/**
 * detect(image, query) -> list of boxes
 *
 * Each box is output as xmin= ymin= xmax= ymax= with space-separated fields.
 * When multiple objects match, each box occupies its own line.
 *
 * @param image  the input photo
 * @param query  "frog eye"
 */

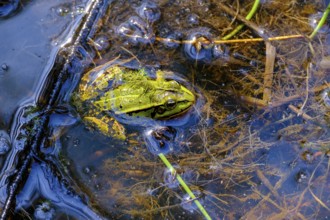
xmin=165 ymin=99 xmax=176 ymax=109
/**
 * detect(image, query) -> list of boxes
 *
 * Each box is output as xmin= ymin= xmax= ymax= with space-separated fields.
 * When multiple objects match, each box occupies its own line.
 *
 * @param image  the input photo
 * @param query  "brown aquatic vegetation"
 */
xmin=69 ymin=0 xmax=330 ymax=219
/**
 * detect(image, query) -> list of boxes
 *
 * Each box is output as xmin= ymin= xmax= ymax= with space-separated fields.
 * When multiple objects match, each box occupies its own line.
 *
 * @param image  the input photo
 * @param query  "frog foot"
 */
xmin=83 ymin=116 xmax=126 ymax=140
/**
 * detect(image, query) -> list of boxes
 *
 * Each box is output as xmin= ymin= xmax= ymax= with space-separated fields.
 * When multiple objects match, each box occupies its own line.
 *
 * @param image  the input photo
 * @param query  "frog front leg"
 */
xmin=83 ymin=115 xmax=126 ymax=140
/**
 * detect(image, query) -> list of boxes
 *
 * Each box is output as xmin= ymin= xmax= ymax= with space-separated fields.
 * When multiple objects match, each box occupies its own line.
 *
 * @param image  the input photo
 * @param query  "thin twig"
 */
xmin=298 ymin=63 xmax=311 ymax=115
xmin=155 ymin=34 xmax=305 ymax=46
xmin=271 ymin=84 xmax=328 ymax=106
xmin=263 ymin=42 xmax=276 ymax=103
xmin=256 ymin=169 xmax=281 ymax=202
xmin=307 ymin=156 xmax=330 ymax=211
xmin=237 ymin=83 xmax=329 ymax=109
xmin=278 ymin=57 xmax=299 ymax=91
xmin=288 ymin=104 xmax=313 ymax=120
xmin=238 ymin=95 xmax=267 ymax=107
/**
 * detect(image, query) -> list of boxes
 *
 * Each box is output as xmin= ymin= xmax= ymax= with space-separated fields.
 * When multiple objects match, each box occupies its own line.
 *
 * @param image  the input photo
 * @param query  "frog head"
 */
xmin=95 ymin=75 xmax=195 ymax=120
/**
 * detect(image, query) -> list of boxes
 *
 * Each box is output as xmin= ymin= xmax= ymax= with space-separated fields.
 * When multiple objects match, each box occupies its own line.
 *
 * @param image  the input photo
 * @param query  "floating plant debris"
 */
xmin=1 ymin=0 xmax=330 ymax=219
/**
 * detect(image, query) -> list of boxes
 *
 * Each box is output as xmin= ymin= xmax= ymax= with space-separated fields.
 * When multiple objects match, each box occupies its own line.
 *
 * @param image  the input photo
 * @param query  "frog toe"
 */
xmin=112 ymin=120 xmax=126 ymax=140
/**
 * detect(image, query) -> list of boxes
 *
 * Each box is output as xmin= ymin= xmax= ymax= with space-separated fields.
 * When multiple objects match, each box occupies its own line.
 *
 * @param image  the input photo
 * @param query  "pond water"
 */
xmin=0 ymin=0 xmax=329 ymax=219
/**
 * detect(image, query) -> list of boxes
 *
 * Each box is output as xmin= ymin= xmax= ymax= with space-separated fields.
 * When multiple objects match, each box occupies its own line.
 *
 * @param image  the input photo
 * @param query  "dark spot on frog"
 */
xmin=157 ymin=106 xmax=165 ymax=114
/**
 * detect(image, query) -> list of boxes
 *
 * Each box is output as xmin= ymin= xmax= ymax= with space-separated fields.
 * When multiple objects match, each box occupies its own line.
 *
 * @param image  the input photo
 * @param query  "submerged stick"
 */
xmin=263 ymin=42 xmax=276 ymax=103
xmin=288 ymin=104 xmax=313 ymax=121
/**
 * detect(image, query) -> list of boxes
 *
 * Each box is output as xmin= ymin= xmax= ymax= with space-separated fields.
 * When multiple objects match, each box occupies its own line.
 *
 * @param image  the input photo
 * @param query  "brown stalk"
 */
xmin=263 ymin=42 xmax=276 ymax=103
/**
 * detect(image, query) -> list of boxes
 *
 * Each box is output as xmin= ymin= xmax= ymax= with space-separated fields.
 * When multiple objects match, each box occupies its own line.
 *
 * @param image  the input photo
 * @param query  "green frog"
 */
xmin=73 ymin=61 xmax=195 ymax=140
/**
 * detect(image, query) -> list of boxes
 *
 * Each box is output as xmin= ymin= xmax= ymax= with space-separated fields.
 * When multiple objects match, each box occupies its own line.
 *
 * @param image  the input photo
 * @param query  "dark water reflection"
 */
xmin=0 ymin=0 xmax=84 ymax=128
